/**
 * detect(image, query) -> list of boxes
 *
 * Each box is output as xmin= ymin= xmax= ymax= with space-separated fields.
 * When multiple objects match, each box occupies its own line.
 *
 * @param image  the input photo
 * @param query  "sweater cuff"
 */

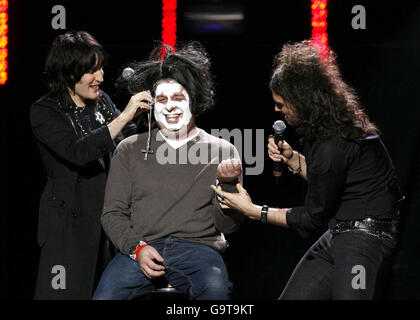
xmin=127 ymin=239 xmax=148 ymax=256
xmin=217 ymin=178 xmax=239 ymax=193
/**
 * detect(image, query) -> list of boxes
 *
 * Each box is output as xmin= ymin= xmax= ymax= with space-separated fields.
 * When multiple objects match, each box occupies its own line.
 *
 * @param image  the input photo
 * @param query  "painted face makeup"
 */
xmin=154 ymin=79 xmax=192 ymax=132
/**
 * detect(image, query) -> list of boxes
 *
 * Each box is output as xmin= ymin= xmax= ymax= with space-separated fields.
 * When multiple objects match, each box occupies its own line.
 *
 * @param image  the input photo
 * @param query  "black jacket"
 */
xmin=286 ymin=128 xmax=402 ymax=238
xmin=30 ymin=91 xmax=136 ymax=299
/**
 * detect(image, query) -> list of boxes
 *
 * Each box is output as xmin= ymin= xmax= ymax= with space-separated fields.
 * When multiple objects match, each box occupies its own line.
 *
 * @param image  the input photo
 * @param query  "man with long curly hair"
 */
xmin=92 ymin=43 xmax=244 ymax=300
xmin=212 ymin=40 xmax=403 ymax=299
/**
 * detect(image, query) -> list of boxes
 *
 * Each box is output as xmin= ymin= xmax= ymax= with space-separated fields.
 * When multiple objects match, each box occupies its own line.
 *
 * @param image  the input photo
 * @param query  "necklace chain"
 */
xmin=57 ymin=98 xmax=116 ymax=137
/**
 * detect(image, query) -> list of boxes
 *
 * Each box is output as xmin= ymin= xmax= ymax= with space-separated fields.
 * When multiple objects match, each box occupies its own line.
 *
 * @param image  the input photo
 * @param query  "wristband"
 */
xmin=261 ymin=205 xmax=269 ymax=224
xmin=129 ymin=241 xmax=148 ymax=262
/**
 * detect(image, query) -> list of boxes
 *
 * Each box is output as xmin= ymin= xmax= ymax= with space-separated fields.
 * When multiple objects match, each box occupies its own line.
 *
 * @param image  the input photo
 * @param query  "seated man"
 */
xmin=92 ymin=43 xmax=243 ymax=300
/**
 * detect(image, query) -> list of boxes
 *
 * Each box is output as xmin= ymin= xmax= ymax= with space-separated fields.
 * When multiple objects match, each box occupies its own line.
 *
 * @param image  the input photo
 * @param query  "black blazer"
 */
xmin=30 ymin=91 xmax=136 ymax=299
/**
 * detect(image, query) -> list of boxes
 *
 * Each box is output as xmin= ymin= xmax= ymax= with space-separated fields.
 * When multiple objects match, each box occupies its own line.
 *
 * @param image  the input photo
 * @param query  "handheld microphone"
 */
xmin=122 ymin=67 xmax=135 ymax=80
xmin=272 ymin=120 xmax=287 ymax=182
xmin=122 ymin=67 xmax=152 ymax=104
xmin=122 ymin=67 xmax=154 ymax=159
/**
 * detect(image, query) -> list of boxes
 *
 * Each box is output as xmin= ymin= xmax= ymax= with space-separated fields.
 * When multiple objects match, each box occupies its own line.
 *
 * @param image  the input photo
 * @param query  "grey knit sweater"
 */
xmin=101 ymin=128 xmax=244 ymax=255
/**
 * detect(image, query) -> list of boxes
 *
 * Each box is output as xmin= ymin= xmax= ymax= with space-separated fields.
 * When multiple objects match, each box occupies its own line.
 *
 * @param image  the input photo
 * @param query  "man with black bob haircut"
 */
xmin=30 ymin=31 xmax=151 ymax=299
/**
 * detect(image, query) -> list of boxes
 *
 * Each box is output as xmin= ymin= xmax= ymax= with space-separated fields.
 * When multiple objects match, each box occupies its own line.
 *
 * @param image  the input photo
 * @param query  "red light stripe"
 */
xmin=0 ymin=0 xmax=7 ymax=85
xmin=161 ymin=0 xmax=177 ymax=59
xmin=311 ymin=0 xmax=328 ymax=59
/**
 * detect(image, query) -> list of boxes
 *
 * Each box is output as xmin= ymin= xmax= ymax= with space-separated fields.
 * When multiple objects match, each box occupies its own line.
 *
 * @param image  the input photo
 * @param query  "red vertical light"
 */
xmin=0 ymin=0 xmax=8 ymax=85
xmin=311 ymin=0 xmax=328 ymax=59
xmin=161 ymin=0 xmax=177 ymax=59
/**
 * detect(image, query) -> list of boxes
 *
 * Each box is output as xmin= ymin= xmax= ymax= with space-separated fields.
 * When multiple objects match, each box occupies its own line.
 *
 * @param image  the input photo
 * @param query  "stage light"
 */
xmin=183 ymin=5 xmax=244 ymax=35
xmin=311 ymin=0 xmax=328 ymax=59
xmin=161 ymin=0 xmax=177 ymax=59
xmin=0 ymin=0 xmax=7 ymax=85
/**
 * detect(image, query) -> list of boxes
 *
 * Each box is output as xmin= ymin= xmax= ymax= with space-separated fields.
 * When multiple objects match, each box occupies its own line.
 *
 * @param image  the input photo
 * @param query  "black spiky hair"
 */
xmin=119 ymin=42 xmax=215 ymax=118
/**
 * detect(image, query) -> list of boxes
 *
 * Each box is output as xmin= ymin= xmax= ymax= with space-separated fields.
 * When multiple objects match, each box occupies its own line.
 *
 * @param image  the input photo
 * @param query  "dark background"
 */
xmin=2 ymin=0 xmax=420 ymax=300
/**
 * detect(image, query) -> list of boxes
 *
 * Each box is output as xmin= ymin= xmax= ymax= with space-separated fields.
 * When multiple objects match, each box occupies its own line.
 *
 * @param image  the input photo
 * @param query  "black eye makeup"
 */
xmin=172 ymin=95 xmax=186 ymax=101
xmin=275 ymin=102 xmax=284 ymax=109
xmin=156 ymin=96 xmax=168 ymax=103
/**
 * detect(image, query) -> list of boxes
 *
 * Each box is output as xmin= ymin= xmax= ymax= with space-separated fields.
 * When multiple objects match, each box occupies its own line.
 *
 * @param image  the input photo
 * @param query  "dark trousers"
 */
xmin=279 ymin=230 xmax=397 ymax=300
xmin=92 ymin=237 xmax=232 ymax=300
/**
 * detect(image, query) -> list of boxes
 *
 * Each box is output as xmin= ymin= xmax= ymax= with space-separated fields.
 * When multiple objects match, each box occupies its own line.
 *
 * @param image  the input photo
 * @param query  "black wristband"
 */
xmin=261 ymin=205 xmax=269 ymax=224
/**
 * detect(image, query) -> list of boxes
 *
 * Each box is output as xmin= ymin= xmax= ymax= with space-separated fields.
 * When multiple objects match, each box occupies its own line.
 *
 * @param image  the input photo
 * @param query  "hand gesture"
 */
xmin=138 ymin=246 xmax=165 ymax=279
xmin=211 ymin=182 xmax=259 ymax=219
xmin=267 ymin=137 xmax=294 ymax=164
xmin=122 ymin=91 xmax=154 ymax=122
xmin=217 ymin=158 xmax=242 ymax=183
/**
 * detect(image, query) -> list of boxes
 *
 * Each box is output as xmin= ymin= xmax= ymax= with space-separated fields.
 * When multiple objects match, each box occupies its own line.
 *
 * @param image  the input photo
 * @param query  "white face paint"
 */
xmin=154 ymin=79 xmax=192 ymax=132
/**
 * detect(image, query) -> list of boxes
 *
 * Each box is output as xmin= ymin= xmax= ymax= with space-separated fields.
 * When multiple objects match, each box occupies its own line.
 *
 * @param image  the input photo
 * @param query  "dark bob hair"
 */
xmin=270 ymin=40 xmax=378 ymax=141
xmin=120 ymin=42 xmax=215 ymax=118
xmin=45 ymin=31 xmax=107 ymax=107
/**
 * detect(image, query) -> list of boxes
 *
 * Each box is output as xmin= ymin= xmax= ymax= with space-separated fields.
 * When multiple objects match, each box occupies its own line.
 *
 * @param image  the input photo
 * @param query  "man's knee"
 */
xmin=193 ymin=266 xmax=232 ymax=299
xmin=92 ymin=290 xmax=114 ymax=300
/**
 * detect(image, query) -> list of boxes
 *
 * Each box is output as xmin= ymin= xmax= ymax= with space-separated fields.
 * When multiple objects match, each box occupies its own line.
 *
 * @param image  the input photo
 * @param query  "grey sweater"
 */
xmin=101 ymin=128 xmax=244 ymax=255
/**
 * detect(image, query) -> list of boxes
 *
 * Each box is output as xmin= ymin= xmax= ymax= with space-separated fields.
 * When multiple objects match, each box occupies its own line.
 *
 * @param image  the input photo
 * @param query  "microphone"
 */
xmin=122 ymin=67 xmax=154 ymax=159
xmin=122 ymin=68 xmax=136 ymax=95
xmin=122 ymin=67 xmax=135 ymax=80
xmin=122 ymin=67 xmax=151 ymax=103
xmin=272 ymin=120 xmax=287 ymax=182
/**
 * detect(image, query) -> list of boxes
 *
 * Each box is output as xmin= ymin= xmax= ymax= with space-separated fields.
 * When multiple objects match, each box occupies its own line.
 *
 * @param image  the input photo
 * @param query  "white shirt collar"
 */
xmin=158 ymin=128 xmax=200 ymax=149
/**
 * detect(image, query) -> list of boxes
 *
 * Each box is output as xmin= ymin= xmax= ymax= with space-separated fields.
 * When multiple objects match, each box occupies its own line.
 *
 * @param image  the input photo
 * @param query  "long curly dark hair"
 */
xmin=270 ymin=40 xmax=378 ymax=141
xmin=119 ymin=41 xmax=215 ymax=118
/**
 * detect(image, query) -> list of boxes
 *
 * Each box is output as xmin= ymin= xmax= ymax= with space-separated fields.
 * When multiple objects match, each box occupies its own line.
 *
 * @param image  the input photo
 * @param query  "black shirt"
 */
xmin=286 ymin=128 xmax=401 ymax=238
xmin=80 ymin=104 xmax=109 ymax=171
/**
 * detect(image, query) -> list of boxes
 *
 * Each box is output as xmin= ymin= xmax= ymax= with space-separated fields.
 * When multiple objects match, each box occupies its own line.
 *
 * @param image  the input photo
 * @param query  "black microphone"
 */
xmin=122 ymin=67 xmax=152 ymax=104
xmin=272 ymin=120 xmax=287 ymax=183
xmin=122 ymin=67 xmax=154 ymax=159
xmin=122 ymin=68 xmax=136 ymax=94
xmin=122 ymin=67 xmax=135 ymax=80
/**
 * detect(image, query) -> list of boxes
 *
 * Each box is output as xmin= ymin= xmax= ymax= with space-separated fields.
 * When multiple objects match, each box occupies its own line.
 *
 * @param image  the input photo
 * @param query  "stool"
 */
xmin=149 ymin=283 xmax=188 ymax=301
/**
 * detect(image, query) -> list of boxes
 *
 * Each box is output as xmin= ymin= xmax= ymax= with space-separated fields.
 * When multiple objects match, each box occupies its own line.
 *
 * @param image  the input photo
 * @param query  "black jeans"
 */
xmin=279 ymin=229 xmax=397 ymax=300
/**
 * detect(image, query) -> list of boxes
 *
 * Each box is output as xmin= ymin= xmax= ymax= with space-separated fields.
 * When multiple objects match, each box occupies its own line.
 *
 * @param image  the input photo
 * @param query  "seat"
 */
xmin=149 ymin=283 xmax=188 ymax=301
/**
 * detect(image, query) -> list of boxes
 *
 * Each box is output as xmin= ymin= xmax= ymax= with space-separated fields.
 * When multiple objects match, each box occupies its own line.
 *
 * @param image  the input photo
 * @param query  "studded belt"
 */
xmin=330 ymin=217 xmax=398 ymax=240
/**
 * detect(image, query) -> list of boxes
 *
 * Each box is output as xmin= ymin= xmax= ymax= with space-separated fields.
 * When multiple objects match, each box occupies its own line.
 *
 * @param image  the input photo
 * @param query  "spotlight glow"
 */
xmin=0 ymin=0 xmax=8 ymax=85
xmin=311 ymin=0 xmax=328 ymax=59
xmin=161 ymin=0 xmax=177 ymax=59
